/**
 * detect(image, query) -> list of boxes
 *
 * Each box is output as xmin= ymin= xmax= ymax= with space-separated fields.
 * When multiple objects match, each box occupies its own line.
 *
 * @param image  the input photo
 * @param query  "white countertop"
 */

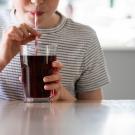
xmin=0 ymin=100 xmax=135 ymax=135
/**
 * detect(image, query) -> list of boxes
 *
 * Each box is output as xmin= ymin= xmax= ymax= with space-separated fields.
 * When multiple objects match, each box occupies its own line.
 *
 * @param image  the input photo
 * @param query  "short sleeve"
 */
xmin=75 ymin=29 xmax=110 ymax=93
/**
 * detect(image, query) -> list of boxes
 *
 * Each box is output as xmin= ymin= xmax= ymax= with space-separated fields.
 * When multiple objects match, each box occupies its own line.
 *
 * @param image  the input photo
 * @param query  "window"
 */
xmin=0 ymin=0 xmax=134 ymax=49
xmin=0 ymin=0 xmax=8 ymax=9
xmin=58 ymin=0 xmax=135 ymax=49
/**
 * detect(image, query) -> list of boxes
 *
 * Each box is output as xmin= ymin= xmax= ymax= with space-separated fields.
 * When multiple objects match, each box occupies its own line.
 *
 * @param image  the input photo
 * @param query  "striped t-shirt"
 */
xmin=0 ymin=10 xmax=110 ymax=100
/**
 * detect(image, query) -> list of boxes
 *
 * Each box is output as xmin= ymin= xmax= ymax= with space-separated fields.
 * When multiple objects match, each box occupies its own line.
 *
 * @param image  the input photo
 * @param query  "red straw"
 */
xmin=50 ymin=89 xmax=55 ymax=102
xmin=34 ymin=13 xmax=38 ymax=55
xmin=34 ymin=12 xmax=55 ymax=101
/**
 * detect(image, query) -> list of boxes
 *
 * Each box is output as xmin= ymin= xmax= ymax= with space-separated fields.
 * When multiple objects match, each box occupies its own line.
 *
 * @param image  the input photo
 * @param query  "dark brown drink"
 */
xmin=20 ymin=55 xmax=56 ymax=98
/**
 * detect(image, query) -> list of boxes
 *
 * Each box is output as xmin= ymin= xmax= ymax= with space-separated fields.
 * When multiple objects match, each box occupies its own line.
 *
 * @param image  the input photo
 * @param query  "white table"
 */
xmin=0 ymin=100 xmax=135 ymax=135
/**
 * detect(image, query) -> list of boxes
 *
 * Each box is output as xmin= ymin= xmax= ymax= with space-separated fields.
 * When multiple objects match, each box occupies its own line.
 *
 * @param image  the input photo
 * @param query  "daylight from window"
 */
xmin=59 ymin=0 xmax=135 ymax=49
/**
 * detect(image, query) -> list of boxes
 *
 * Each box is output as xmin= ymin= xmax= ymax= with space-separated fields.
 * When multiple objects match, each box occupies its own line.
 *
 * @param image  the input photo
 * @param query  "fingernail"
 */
xmin=43 ymin=78 xmax=45 ymax=82
xmin=44 ymin=85 xmax=49 ymax=90
xmin=43 ymin=77 xmax=47 ymax=82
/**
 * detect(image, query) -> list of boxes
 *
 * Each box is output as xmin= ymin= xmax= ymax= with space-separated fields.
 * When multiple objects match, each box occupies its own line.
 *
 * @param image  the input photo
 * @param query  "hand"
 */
xmin=0 ymin=23 xmax=40 ymax=65
xmin=19 ymin=60 xmax=76 ymax=102
xmin=43 ymin=60 xmax=64 ymax=102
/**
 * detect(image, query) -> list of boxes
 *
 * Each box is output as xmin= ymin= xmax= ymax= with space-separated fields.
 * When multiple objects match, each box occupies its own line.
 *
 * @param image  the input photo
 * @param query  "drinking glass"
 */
xmin=20 ymin=44 xmax=57 ymax=102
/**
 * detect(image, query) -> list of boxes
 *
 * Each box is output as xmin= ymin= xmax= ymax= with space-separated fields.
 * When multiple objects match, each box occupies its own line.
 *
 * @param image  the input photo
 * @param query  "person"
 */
xmin=0 ymin=0 xmax=110 ymax=102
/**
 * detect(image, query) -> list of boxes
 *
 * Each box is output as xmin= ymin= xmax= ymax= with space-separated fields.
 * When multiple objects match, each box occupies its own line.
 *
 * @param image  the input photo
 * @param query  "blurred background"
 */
xmin=0 ymin=0 xmax=135 ymax=99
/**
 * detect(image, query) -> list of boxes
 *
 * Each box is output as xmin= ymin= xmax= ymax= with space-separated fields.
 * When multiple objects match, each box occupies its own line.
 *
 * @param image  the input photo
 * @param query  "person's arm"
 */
xmin=43 ymin=60 xmax=77 ymax=102
xmin=0 ymin=23 xmax=40 ymax=72
xmin=44 ymin=60 xmax=103 ymax=102
xmin=76 ymin=88 xmax=102 ymax=101
xmin=0 ymin=55 xmax=7 ymax=72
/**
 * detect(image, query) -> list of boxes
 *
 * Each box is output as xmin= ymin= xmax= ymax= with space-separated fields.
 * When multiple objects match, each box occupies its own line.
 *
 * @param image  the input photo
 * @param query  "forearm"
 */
xmin=0 ymin=46 xmax=9 ymax=72
xmin=0 ymin=41 xmax=16 ymax=71
xmin=0 ymin=58 xmax=7 ymax=72
xmin=76 ymin=88 xmax=103 ymax=101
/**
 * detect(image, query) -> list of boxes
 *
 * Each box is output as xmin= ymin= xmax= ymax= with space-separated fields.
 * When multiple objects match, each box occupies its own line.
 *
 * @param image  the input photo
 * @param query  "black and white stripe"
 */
xmin=0 ymin=10 xmax=110 ymax=100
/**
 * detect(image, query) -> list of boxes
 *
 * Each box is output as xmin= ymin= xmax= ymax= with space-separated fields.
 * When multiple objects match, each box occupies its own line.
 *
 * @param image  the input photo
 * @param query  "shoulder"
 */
xmin=64 ymin=18 xmax=100 ymax=48
xmin=65 ymin=18 xmax=97 ymax=39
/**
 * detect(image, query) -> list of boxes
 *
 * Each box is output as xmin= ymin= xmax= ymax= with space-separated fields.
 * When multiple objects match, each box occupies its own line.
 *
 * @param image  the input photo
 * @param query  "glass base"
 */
xmin=24 ymin=97 xmax=50 ymax=103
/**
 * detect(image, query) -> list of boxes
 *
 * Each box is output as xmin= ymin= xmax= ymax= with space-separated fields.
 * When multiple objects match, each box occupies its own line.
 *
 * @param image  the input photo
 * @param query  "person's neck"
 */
xmin=37 ymin=12 xmax=61 ymax=29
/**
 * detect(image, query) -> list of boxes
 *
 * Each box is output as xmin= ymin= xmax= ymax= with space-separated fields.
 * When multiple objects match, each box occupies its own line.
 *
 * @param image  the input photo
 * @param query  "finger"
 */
xmin=19 ymin=23 xmax=30 ymax=38
xmin=13 ymin=27 xmax=25 ymax=41
xmin=44 ymin=81 xmax=61 ymax=91
xmin=6 ymin=26 xmax=23 ymax=41
xmin=52 ymin=60 xmax=64 ymax=70
xmin=9 ymin=34 xmax=35 ymax=45
xmin=9 ymin=33 xmax=22 ymax=41
xmin=21 ymin=35 xmax=36 ymax=45
xmin=43 ymin=73 xmax=61 ymax=83
xmin=21 ymin=23 xmax=40 ymax=37
xmin=50 ymin=91 xmax=60 ymax=102
xmin=50 ymin=90 xmax=58 ymax=98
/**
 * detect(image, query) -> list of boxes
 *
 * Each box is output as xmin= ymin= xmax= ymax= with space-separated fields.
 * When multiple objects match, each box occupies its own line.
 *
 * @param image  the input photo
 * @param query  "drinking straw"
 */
xmin=34 ymin=13 xmax=39 ymax=55
xmin=34 ymin=12 xmax=55 ymax=101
